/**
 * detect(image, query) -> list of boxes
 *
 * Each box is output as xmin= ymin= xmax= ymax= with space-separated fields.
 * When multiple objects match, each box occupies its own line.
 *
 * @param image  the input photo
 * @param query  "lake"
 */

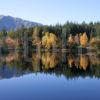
xmin=0 ymin=51 xmax=100 ymax=100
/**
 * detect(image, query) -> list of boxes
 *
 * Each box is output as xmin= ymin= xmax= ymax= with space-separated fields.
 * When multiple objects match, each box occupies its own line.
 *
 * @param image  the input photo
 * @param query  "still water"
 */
xmin=0 ymin=51 xmax=100 ymax=100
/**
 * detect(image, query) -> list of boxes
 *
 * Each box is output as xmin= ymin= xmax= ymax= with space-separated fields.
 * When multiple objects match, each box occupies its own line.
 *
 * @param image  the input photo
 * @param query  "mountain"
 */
xmin=0 ymin=15 xmax=42 ymax=31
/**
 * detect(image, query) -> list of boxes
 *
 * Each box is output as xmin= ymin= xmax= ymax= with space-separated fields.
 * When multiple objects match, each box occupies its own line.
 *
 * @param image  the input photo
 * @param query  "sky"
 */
xmin=0 ymin=0 xmax=100 ymax=25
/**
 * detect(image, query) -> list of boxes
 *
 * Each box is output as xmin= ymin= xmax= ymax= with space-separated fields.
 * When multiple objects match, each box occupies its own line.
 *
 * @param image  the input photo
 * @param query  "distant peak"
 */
xmin=0 ymin=15 xmax=42 ymax=31
xmin=0 ymin=15 xmax=4 ymax=19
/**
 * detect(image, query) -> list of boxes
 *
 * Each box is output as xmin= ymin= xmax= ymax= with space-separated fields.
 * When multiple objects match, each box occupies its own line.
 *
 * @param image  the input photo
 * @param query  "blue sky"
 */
xmin=0 ymin=0 xmax=100 ymax=25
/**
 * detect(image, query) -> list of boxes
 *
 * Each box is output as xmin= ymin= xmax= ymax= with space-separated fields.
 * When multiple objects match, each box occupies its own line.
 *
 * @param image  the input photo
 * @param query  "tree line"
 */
xmin=0 ymin=21 xmax=100 ymax=51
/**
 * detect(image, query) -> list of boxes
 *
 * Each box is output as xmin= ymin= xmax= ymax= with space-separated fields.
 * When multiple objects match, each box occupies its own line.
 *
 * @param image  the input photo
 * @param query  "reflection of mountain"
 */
xmin=0 ymin=52 xmax=100 ymax=79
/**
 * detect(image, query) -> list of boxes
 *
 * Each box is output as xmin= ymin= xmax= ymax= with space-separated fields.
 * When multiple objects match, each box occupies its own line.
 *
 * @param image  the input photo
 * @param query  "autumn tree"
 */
xmin=42 ymin=32 xmax=61 ymax=49
xmin=90 ymin=37 xmax=100 ymax=49
xmin=80 ymin=32 xmax=88 ymax=47
xmin=67 ymin=34 xmax=75 ymax=46
xmin=32 ymin=26 xmax=42 ymax=47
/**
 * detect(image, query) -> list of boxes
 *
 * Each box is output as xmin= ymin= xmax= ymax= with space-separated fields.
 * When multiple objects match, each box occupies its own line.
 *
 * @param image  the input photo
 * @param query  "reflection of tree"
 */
xmin=67 ymin=54 xmax=90 ymax=70
xmin=32 ymin=53 xmax=41 ymax=72
xmin=0 ymin=52 xmax=100 ymax=79
xmin=74 ymin=55 xmax=80 ymax=68
xmin=79 ymin=54 xmax=89 ymax=70
xmin=42 ymin=52 xmax=61 ymax=70
xmin=89 ymin=54 xmax=100 ymax=65
xmin=67 ymin=54 xmax=74 ymax=67
xmin=5 ymin=53 xmax=16 ymax=63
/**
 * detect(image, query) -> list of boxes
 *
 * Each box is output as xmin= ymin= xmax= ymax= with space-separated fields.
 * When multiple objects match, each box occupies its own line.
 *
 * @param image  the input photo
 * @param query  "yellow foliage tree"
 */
xmin=90 ymin=37 xmax=100 ymax=48
xmin=42 ymin=32 xmax=60 ymax=49
xmin=80 ymin=32 xmax=88 ymax=47
xmin=32 ymin=27 xmax=41 ymax=46
xmin=68 ymin=34 xmax=75 ymax=46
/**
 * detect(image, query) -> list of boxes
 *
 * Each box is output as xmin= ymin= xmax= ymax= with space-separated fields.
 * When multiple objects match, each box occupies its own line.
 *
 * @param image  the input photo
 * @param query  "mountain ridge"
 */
xmin=0 ymin=15 xmax=42 ymax=31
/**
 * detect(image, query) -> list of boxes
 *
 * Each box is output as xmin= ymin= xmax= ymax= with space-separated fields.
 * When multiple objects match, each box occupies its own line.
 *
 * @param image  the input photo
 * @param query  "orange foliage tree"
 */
xmin=80 ymin=32 xmax=88 ymax=47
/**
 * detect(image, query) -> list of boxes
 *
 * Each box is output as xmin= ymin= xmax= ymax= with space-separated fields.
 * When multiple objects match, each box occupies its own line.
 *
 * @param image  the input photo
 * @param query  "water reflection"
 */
xmin=0 ymin=51 xmax=100 ymax=79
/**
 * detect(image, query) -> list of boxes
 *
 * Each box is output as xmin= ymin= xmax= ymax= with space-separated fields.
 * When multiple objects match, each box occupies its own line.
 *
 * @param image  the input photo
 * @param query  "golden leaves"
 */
xmin=42 ymin=32 xmax=59 ymax=49
xmin=90 ymin=37 xmax=100 ymax=48
xmin=80 ymin=32 xmax=88 ymax=47
xmin=68 ymin=34 xmax=75 ymax=46
xmin=67 ymin=32 xmax=89 ymax=47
